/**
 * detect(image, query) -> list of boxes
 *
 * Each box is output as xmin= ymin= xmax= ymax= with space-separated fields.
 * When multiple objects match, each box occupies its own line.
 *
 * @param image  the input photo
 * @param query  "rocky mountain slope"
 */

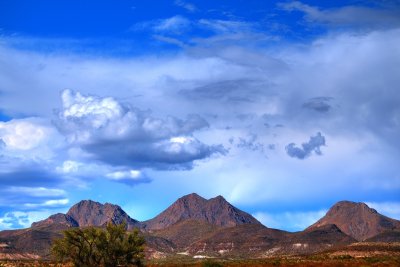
xmin=141 ymin=193 xmax=260 ymax=230
xmin=32 ymin=200 xmax=139 ymax=230
xmin=1 ymin=195 xmax=400 ymax=260
xmin=307 ymin=201 xmax=400 ymax=241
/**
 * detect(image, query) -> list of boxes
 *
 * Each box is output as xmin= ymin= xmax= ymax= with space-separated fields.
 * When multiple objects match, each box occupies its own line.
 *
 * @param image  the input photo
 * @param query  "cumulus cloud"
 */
xmin=0 ymin=118 xmax=57 ymax=151
xmin=56 ymin=90 xmax=225 ymax=169
xmin=286 ymin=132 xmax=326 ymax=159
xmin=0 ymin=120 xmax=46 ymax=150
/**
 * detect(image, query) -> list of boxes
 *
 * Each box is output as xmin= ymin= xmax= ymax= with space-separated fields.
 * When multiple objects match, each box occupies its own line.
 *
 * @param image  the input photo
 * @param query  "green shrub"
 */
xmin=202 ymin=260 xmax=223 ymax=267
xmin=52 ymin=222 xmax=145 ymax=267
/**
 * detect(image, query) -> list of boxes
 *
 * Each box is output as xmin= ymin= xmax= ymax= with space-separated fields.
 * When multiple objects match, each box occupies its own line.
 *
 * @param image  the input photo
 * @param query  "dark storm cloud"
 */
xmin=0 ymin=166 xmax=70 ymax=210
xmin=0 ymin=167 xmax=61 ymax=188
xmin=84 ymin=139 xmax=226 ymax=170
xmin=286 ymin=132 xmax=326 ymax=159
xmin=302 ymin=97 xmax=333 ymax=112
xmin=56 ymin=90 xmax=226 ymax=170
xmin=179 ymin=79 xmax=269 ymax=103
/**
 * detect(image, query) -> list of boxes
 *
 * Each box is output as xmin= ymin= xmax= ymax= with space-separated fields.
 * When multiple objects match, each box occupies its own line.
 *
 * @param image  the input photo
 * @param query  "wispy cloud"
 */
xmin=198 ymin=19 xmax=254 ymax=34
xmin=6 ymin=187 xmax=66 ymax=197
xmin=23 ymin=199 xmax=69 ymax=208
xmin=133 ymin=15 xmax=191 ymax=34
xmin=279 ymin=1 xmax=400 ymax=29
xmin=174 ymin=0 xmax=197 ymax=12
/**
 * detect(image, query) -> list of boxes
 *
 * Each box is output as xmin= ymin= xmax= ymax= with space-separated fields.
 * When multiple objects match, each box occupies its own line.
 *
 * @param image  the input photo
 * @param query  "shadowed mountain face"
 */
xmin=308 ymin=201 xmax=400 ymax=241
xmin=141 ymin=193 xmax=261 ymax=230
xmin=32 ymin=200 xmax=139 ymax=230
xmin=65 ymin=200 xmax=138 ymax=228
xmin=31 ymin=213 xmax=78 ymax=229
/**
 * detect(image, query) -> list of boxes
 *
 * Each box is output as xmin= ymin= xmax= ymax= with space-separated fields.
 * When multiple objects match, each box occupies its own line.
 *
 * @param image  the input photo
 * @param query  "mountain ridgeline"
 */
xmin=307 ymin=200 xmax=400 ymax=241
xmin=1 ymin=194 xmax=400 ymax=260
xmin=32 ymin=200 xmax=139 ymax=229
xmin=141 ymin=193 xmax=261 ymax=230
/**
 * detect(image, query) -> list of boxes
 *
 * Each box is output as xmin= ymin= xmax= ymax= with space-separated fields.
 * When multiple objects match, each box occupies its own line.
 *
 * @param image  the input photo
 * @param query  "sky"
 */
xmin=0 ymin=0 xmax=399 ymax=232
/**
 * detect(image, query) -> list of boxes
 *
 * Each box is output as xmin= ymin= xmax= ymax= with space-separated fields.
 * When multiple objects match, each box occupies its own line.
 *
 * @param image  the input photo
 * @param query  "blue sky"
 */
xmin=0 ymin=0 xmax=400 ymax=232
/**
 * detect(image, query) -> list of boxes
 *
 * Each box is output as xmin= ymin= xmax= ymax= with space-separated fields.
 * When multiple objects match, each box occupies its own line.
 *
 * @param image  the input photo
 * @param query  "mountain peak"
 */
xmin=178 ymin=193 xmax=207 ymax=203
xmin=210 ymin=195 xmax=227 ymax=201
xmin=142 ymin=193 xmax=260 ymax=230
xmin=308 ymin=200 xmax=400 ymax=241
xmin=66 ymin=199 xmax=138 ymax=228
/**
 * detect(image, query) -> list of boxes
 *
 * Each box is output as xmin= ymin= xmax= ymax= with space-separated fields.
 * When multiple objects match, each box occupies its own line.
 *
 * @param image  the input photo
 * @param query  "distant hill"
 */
xmin=307 ymin=201 xmax=400 ymax=241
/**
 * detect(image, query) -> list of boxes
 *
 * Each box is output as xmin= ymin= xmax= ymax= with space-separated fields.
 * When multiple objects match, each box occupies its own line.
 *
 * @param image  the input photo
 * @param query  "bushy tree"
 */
xmin=52 ymin=222 xmax=145 ymax=267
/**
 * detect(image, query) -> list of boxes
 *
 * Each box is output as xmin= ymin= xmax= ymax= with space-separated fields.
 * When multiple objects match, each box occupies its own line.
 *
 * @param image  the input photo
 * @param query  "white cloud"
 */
xmin=170 ymin=136 xmax=191 ymax=144
xmin=62 ymin=89 xmax=123 ymax=121
xmin=6 ymin=187 xmax=66 ymax=197
xmin=24 ymin=198 xmax=69 ymax=208
xmin=133 ymin=16 xmax=191 ymax=34
xmin=154 ymin=16 xmax=191 ymax=33
xmin=106 ymin=169 xmax=151 ymax=186
xmin=107 ymin=170 xmax=143 ymax=180
xmin=0 ymin=210 xmax=52 ymax=230
xmin=0 ymin=119 xmax=49 ymax=150
xmin=56 ymin=89 xmax=224 ymax=169
xmin=56 ymin=160 xmax=82 ymax=174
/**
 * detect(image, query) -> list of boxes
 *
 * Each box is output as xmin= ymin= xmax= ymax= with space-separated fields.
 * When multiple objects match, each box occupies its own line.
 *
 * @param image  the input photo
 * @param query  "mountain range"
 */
xmin=0 ymin=193 xmax=399 ymax=260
